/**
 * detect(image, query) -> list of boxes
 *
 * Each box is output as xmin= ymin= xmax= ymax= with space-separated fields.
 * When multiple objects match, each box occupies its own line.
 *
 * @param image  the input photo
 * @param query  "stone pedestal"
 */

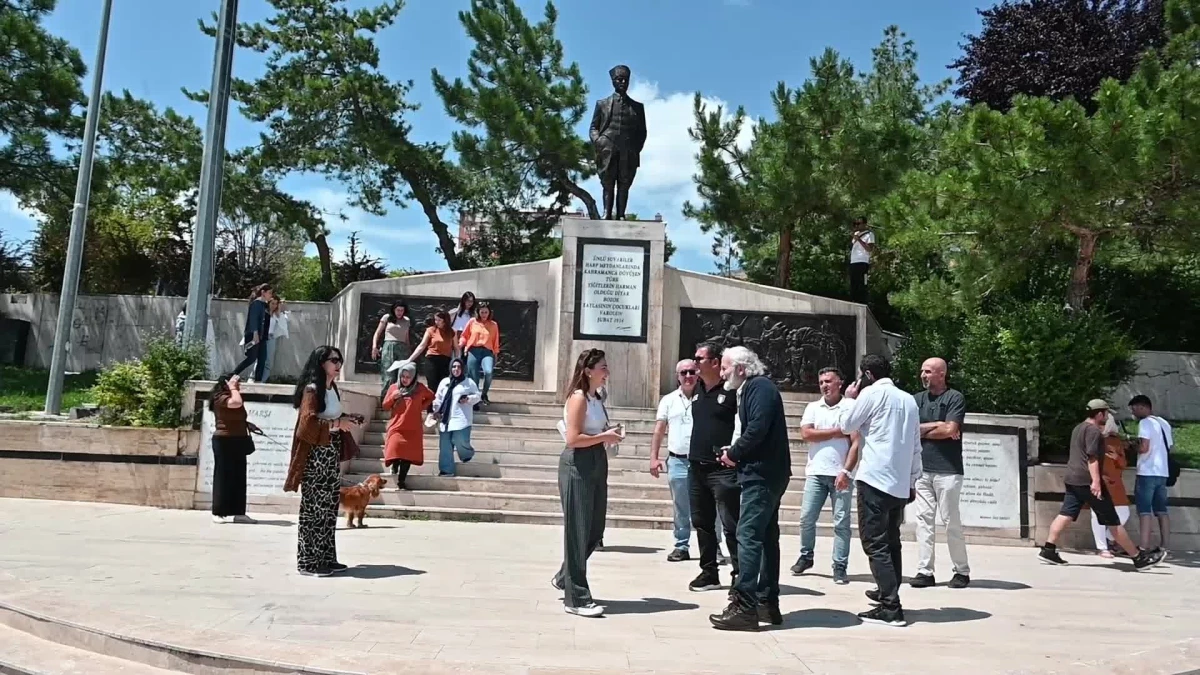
xmin=557 ymin=219 xmax=666 ymax=408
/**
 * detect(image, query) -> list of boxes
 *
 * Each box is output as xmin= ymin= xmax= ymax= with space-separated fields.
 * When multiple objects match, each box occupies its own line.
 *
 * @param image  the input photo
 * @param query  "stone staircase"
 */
xmin=345 ymin=387 xmax=854 ymax=533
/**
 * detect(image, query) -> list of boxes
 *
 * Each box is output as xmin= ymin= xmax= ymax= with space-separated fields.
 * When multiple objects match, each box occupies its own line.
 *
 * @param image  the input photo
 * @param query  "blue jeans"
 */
xmin=798 ymin=474 xmax=852 ymax=572
xmin=667 ymin=455 xmax=692 ymax=551
xmin=438 ymin=427 xmax=475 ymax=476
xmin=466 ymin=347 xmax=495 ymax=399
xmin=731 ymin=476 xmax=789 ymax=609
xmin=1135 ymin=475 xmax=1170 ymax=516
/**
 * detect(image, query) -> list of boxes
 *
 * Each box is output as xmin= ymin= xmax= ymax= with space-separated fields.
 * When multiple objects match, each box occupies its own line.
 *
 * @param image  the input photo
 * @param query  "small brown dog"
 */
xmin=339 ymin=474 xmax=386 ymax=528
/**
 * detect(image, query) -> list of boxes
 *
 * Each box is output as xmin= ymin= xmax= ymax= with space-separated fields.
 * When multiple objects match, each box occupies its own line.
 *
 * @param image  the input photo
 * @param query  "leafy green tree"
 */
xmin=334 ymin=232 xmax=388 ymax=287
xmin=198 ymin=0 xmax=469 ymax=270
xmin=0 ymin=228 xmax=28 ymax=292
xmin=951 ymin=0 xmax=1165 ymax=112
xmin=433 ymin=0 xmax=599 ymax=227
xmin=0 ymin=0 xmax=85 ymax=199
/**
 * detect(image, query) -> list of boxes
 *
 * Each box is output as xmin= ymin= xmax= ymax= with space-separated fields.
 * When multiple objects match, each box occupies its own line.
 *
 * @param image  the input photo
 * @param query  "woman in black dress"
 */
xmin=210 ymin=375 xmax=258 ymax=524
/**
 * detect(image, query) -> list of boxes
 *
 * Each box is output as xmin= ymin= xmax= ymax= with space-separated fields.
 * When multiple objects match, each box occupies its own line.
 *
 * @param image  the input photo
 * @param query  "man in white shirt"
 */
xmin=791 ymin=367 xmax=860 ymax=584
xmin=849 ymin=216 xmax=875 ymax=304
xmin=1129 ymin=395 xmax=1173 ymax=554
xmin=840 ymin=354 xmax=921 ymax=628
xmin=651 ymin=360 xmax=700 ymax=562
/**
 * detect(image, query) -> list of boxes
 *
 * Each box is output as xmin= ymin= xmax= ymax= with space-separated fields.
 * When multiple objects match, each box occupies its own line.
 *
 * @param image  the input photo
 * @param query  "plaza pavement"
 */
xmin=0 ymin=498 xmax=1196 ymax=675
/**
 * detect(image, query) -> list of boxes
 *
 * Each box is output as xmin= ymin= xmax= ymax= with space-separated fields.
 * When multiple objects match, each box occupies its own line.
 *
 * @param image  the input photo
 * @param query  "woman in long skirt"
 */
xmin=371 ymin=301 xmax=412 ymax=397
xmin=209 ymin=375 xmax=256 ymax=524
xmin=382 ymin=361 xmax=435 ymax=489
xmin=554 ymin=348 xmax=623 ymax=618
xmin=283 ymin=346 xmax=361 ymax=577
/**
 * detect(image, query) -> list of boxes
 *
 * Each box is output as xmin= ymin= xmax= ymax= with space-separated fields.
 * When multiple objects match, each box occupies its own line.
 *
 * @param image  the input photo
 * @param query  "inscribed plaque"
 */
xmin=574 ymin=239 xmax=649 ymax=342
xmin=958 ymin=432 xmax=1022 ymax=528
xmin=197 ymin=401 xmax=298 ymax=497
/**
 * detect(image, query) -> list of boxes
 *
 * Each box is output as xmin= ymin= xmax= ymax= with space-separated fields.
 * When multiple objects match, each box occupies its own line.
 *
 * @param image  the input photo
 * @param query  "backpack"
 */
xmin=1153 ymin=416 xmax=1180 ymax=488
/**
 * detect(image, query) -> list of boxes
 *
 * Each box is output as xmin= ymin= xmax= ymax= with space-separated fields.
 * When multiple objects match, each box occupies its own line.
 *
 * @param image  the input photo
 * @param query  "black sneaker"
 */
xmin=1039 ymin=547 xmax=1068 ymax=566
xmin=910 ymin=573 xmax=936 ymax=588
xmin=473 ymin=403 xmax=481 ymax=412
xmin=709 ymin=602 xmax=759 ymax=631
xmin=328 ymin=563 xmax=349 ymax=574
xmin=790 ymin=556 xmax=813 ymax=575
xmin=689 ymin=571 xmax=722 ymax=592
xmin=1134 ymin=549 xmax=1166 ymax=570
xmin=667 ymin=548 xmax=690 ymax=562
xmin=756 ymin=603 xmax=783 ymax=626
xmin=298 ymin=567 xmax=332 ymax=577
xmin=832 ymin=568 xmax=849 ymax=585
xmin=865 ymin=588 xmax=881 ymax=605
xmin=858 ymin=605 xmax=906 ymax=627
xmin=948 ymin=573 xmax=970 ymax=589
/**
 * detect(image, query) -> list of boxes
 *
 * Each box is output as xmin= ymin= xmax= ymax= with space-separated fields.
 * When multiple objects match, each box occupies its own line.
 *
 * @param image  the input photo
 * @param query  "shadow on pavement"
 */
xmin=906 ymin=607 xmax=992 ymax=624
xmin=245 ymin=520 xmax=293 ymax=527
xmin=961 ymin=579 xmax=1031 ymax=590
xmin=779 ymin=584 xmax=826 ymax=597
xmin=338 ymin=564 xmax=426 ymax=579
xmin=775 ymin=608 xmax=860 ymax=629
xmin=602 ymin=597 xmax=699 ymax=615
xmin=597 ymin=546 xmax=663 ymax=555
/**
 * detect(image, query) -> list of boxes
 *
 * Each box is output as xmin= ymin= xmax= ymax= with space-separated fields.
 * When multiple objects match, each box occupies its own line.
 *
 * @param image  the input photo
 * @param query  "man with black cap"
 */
xmin=1038 ymin=399 xmax=1165 ymax=570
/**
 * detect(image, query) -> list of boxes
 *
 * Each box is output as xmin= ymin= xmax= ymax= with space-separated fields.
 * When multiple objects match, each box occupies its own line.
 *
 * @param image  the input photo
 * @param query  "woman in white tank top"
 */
xmin=553 ymin=349 xmax=623 ymax=618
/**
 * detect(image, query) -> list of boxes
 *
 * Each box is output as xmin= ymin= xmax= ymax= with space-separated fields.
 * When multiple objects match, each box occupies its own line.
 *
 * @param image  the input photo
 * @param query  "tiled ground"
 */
xmin=0 ymin=499 xmax=1196 ymax=674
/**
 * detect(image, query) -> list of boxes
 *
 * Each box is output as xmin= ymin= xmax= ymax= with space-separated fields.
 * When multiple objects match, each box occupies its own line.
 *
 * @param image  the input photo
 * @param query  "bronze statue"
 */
xmin=589 ymin=64 xmax=647 ymax=221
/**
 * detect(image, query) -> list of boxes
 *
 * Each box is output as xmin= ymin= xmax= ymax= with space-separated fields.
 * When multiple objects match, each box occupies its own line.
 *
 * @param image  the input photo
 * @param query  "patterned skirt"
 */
xmin=297 ymin=439 xmax=341 ymax=572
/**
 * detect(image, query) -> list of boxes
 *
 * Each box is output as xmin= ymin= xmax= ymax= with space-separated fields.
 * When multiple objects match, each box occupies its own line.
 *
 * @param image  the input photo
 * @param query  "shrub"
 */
xmin=92 ymin=337 xmax=208 ymax=427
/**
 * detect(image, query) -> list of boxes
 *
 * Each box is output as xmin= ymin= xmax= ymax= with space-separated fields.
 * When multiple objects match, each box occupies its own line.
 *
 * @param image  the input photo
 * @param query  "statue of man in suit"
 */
xmin=589 ymin=64 xmax=647 ymax=221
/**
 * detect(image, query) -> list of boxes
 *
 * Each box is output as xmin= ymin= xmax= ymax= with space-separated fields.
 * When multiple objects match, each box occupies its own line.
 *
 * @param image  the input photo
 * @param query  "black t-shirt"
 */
xmin=688 ymin=378 xmax=738 ymax=463
xmin=914 ymin=388 xmax=967 ymax=475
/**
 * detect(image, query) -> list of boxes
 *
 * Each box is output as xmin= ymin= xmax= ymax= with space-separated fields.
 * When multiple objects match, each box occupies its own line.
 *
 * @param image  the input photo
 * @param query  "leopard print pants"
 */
xmin=297 ymin=438 xmax=341 ymax=572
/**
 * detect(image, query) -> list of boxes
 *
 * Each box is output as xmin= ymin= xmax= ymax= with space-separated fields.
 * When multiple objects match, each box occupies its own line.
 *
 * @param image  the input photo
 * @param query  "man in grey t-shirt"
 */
xmin=911 ymin=358 xmax=970 ymax=589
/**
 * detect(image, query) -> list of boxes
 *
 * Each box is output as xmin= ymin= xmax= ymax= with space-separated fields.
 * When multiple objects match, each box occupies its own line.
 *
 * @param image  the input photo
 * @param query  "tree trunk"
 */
xmin=403 ymin=177 xmax=465 ymax=270
xmin=1066 ymin=227 xmax=1098 ymax=310
xmin=312 ymin=232 xmax=334 ymax=296
xmin=563 ymin=178 xmax=601 ymax=220
xmin=775 ymin=225 xmax=793 ymax=287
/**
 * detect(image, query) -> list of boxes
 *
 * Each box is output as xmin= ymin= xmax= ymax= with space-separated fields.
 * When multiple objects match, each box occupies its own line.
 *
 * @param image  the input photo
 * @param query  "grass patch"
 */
xmin=0 ymin=366 xmax=98 ymax=412
xmin=1172 ymin=422 xmax=1200 ymax=470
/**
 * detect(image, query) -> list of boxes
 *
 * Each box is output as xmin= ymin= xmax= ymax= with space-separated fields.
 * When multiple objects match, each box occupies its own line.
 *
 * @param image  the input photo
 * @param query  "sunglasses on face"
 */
xmin=678 ymin=369 xmax=699 ymax=376
xmin=325 ymin=357 xmax=343 ymax=365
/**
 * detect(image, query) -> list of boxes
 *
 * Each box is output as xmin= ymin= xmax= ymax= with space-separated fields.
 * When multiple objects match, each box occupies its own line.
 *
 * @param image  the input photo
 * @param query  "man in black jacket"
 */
xmin=709 ymin=346 xmax=792 ymax=631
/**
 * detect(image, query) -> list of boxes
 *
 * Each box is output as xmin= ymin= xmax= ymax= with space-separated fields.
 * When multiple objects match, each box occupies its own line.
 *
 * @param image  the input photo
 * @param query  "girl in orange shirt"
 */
xmin=410 ymin=310 xmax=456 ymax=402
xmin=459 ymin=302 xmax=500 ymax=408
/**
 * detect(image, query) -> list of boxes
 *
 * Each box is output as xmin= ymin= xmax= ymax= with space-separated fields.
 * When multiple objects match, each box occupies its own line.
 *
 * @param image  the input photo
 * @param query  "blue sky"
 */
xmin=0 ymin=0 xmax=985 ymax=274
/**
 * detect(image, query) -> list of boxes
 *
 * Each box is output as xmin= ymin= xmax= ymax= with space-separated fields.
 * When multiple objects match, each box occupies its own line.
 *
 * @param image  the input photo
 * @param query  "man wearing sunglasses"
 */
xmin=686 ymin=342 xmax=741 ymax=593
xmin=651 ymin=360 xmax=700 ymax=562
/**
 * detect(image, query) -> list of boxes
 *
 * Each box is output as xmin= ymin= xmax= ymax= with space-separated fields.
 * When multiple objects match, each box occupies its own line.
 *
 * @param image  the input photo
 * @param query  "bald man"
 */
xmin=911 ymin=358 xmax=970 ymax=589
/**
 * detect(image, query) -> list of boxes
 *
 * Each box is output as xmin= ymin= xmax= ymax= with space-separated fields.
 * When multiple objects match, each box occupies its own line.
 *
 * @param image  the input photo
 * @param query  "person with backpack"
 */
xmin=1129 ymin=395 xmax=1176 ymax=556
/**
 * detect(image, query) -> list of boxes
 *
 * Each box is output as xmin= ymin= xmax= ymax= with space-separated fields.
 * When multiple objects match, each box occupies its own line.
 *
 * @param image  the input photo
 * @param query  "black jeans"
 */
xmin=689 ymin=461 xmax=741 ymax=578
xmin=850 ymin=262 xmax=870 ymax=303
xmin=857 ymin=480 xmax=907 ymax=611
xmin=731 ymin=476 xmax=789 ymax=609
xmin=232 ymin=341 xmax=267 ymax=381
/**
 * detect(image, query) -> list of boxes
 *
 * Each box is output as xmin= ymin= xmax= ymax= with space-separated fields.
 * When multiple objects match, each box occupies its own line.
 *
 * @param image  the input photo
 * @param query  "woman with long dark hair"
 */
xmin=409 ymin=310 xmax=455 ymax=404
xmin=232 ymin=284 xmax=274 ymax=381
xmin=553 ymin=348 xmax=623 ymax=618
xmin=451 ymin=292 xmax=477 ymax=358
xmin=209 ymin=374 xmax=257 ymax=524
xmin=283 ymin=346 xmax=361 ymax=577
xmin=371 ymin=300 xmax=412 ymax=397
xmin=459 ymin=302 xmax=500 ymax=408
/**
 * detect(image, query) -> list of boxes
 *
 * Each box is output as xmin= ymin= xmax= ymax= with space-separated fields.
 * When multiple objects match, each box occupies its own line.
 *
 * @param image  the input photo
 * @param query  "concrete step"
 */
xmin=0 ymin=624 xmax=183 ymax=675
xmin=376 ymin=399 xmax=820 ymax=422
xmin=361 ymin=425 xmax=813 ymax=453
xmin=354 ymin=435 xmax=814 ymax=461
xmin=354 ymin=461 xmax=696 ymax=484
xmin=349 ymin=447 xmax=812 ymax=473
xmin=345 ymin=473 xmax=819 ymax=505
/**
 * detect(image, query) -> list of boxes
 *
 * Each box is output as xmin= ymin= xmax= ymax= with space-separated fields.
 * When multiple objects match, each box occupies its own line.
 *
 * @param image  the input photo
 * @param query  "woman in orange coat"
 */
xmin=382 ymin=360 xmax=434 ymax=490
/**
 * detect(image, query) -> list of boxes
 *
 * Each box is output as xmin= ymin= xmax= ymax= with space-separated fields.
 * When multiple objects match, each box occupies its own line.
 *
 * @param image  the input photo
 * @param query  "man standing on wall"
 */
xmin=849 ymin=217 xmax=875 ymax=304
xmin=1129 ymin=395 xmax=1173 ymax=556
xmin=911 ymin=357 xmax=971 ymax=589
xmin=841 ymin=354 xmax=921 ymax=627
xmin=709 ymin=346 xmax=791 ymax=631
xmin=651 ymin=360 xmax=700 ymax=562
xmin=1038 ymin=400 xmax=1165 ymax=570
xmin=791 ymin=367 xmax=860 ymax=585
xmin=687 ymin=342 xmax=740 ymax=592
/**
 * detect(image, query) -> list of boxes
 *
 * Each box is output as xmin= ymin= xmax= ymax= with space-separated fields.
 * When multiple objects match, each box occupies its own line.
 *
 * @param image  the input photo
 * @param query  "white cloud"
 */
xmin=292 ymin=185 xmax=445 ymax=268
xmin=0 ymin=191 xmax=40 ymax=243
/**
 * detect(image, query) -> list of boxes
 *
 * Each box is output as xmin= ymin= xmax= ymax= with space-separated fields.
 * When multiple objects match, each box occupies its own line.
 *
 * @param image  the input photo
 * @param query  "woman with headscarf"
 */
xmin=432 ymin=358 xmax=481 ymax=476
xmin=382 ymin=360 xmax=435 ymax=490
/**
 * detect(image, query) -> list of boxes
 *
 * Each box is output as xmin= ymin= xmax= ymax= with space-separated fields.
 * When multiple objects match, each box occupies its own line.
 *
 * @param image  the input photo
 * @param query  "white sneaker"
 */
xmin=232 ymin=515 xmax=258 ymax=524
xmin=564 ymin=603 xmax=604 ymax=618
xmin=211 ymin=515 xmax=233 ymax=524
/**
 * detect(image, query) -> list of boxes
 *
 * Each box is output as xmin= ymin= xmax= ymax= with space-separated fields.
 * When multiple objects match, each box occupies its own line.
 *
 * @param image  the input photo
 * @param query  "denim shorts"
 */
xmin=1134 ymin=475 xmax=1170 ymax=516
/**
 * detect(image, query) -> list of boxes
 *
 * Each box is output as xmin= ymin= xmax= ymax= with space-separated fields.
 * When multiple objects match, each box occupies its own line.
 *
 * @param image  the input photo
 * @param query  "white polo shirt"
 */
xmin=656 ymin=389 xmax=694 ymax=457
xmin=851 ymin=229 xmax=875 ymax=264
xmin=840 ymin=378 xmax=922 ymax=499
xmin=1137 ymin=415 xmax=1173 ymax=477
xmin=800 ymin=396 xmax=856 ymax=477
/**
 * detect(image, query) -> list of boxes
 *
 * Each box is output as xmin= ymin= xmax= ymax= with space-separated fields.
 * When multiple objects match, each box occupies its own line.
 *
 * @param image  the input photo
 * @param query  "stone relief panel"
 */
xmin=355 ymin=293 xmax=537 ymax=381
xmin=677 ymin=309 xmax=856 ymax=393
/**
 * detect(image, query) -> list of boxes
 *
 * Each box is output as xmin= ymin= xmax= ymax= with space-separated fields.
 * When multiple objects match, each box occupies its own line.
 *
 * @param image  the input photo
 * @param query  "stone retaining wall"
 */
xmin=0 ymin=421 xmax=199 ymax=509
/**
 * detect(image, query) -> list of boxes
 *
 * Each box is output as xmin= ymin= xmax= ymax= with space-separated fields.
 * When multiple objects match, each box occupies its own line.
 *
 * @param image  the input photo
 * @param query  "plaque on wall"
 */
xmin=573 ymin=238 xmax=650 ymax=343
xmin=197 ymin=399 xmax=297 ymax=497
xmin=677 ymin=309 xmax=855 ymax=393
xmin=355 ymin=294 xmax=538 ymax=381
